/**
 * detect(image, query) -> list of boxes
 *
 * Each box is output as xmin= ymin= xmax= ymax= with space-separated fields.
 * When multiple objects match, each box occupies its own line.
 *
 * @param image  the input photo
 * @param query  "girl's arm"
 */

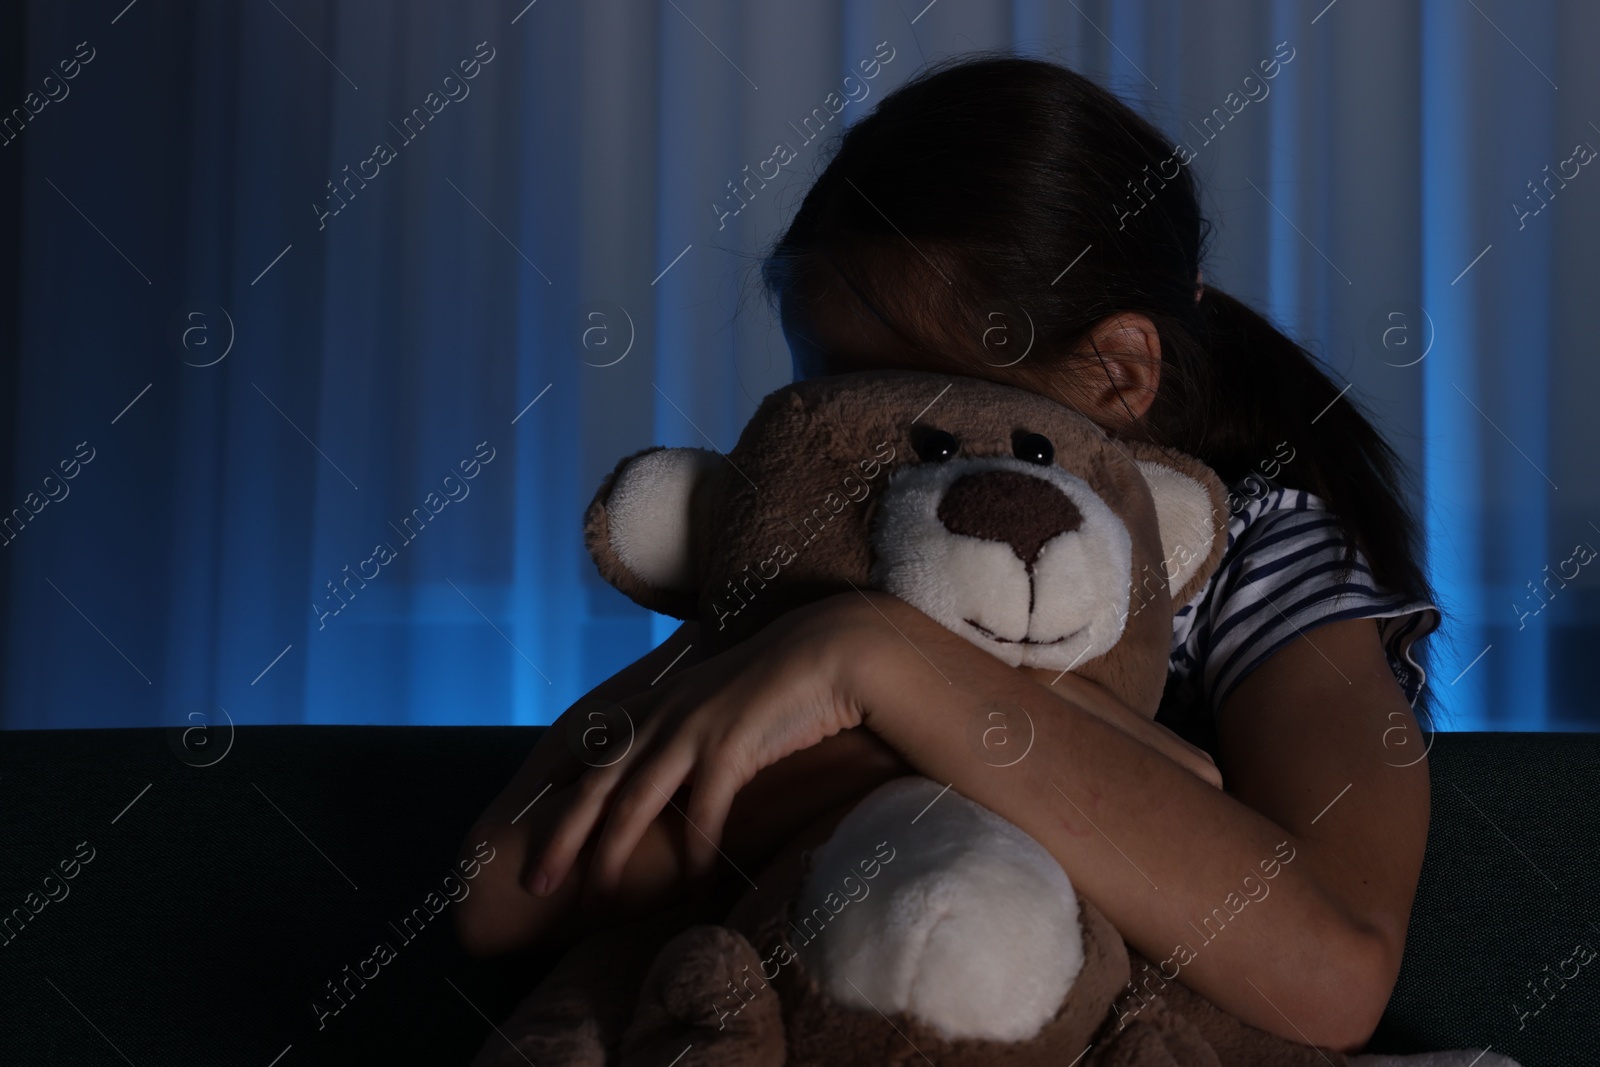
xmin=535 ymin=592 xmax=1425 ymax=1052
xmin=454 ymin=621 xmax=916 ymax=957
xmin=457 ymin=610 xmax=1222 ymax=956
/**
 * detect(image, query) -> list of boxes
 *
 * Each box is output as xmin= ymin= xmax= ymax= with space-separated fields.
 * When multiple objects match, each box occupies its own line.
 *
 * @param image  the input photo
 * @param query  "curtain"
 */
xmin=3 ymin=0 xmax=1595 ymax=730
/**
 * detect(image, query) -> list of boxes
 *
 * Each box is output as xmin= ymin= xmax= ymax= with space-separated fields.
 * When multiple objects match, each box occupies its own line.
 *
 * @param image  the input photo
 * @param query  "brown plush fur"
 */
xmin=470 ymin=907 xmax=699 ymax=1067
xmin=492 ymin=371 xmax=1349 ymax=1066
xmin=620 ymin=925 xmax=787 ymax=1067
xmin=1092 ymin=950 xmax=1352 ymax=1067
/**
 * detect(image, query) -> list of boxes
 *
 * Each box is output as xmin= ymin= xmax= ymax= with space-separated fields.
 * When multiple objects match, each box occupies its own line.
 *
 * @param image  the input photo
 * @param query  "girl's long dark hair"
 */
xmin=761 ymin=54 xmax=1440 ymax=731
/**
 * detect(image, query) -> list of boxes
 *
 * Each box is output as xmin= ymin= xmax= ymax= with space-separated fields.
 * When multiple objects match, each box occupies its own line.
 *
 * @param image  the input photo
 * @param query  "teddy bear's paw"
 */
xmin=1348 ymin=1054 xmax=1524 ymax=1067
xmin=472 ymin=907 xmax=705 ymax=1067
xmin=1085 ymin=1015 xmax=1218 ymax=1067
xmin=469 ymin=993 xmax=610 ymax=1067
xmin=789 ymin=776 xmax=1085 ymax=1043
xmin=620 ymin=924 xmax=785 ymax=1067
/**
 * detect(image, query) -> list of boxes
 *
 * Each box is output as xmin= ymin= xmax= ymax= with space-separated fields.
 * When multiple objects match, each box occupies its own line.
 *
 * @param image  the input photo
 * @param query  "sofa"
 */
xmin=0 ymin=725 xmax=1594 ymax=1066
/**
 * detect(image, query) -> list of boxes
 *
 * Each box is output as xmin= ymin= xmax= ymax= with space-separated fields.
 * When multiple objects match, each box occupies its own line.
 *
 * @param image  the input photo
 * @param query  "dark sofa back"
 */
xmin=1368 ymin=732 xmax=1599 ymax=1063
xmin=0 ymin=727 xmax=1594 ymax=1065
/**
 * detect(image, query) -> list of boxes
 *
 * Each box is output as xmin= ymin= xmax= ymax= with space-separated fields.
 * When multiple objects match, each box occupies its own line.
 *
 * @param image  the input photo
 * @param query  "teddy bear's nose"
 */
xmin=937 ymin=470 xmax=1084 ymax=567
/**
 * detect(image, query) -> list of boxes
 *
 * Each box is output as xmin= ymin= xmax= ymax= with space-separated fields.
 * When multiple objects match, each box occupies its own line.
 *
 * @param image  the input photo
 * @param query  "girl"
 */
xmin=458 ymin=55 xmax=1440 ymax=1054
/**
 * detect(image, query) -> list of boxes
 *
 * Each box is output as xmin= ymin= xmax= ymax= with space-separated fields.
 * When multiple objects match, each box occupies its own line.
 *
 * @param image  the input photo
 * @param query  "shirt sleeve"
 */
xmin=1191 ymin=506 xmax=1441 ymax=713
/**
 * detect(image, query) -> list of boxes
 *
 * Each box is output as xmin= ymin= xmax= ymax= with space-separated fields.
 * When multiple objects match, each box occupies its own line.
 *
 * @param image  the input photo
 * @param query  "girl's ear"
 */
xmin=584 ymin=447 xmax=721 ymax=619
xmin=1121 ymin=442 xmax=1231 ymax=606
xmin=1066 ymin=313 xmax=1163 ymax=426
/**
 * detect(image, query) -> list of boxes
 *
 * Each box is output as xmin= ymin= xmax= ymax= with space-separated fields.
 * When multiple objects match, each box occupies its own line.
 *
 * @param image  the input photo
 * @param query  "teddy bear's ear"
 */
xmin=1124 ymin=444 xmax=1230 ymax=607
xmin=584 ymin=446 xmax=721 ymax=619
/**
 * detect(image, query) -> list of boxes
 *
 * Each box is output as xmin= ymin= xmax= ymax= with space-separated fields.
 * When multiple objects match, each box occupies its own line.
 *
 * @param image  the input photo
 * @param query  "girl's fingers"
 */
xmin=524 ymin=771 xmax=615 ymax=896
xmin=525 ymin=710 xmax=660 ymax=895
xmin=507 ymin=698 xmax=638 ymax=884
xmin=516 ymin=784 xmax=567 ymax=886
xmin=588 ymin=740 xmax=698 ymax=895
xmin=683 ymin=761 xmax=743 ymax=882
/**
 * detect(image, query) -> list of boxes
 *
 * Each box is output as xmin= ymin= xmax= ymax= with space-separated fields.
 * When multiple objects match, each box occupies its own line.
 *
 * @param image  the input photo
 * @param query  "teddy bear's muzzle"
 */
xmin=869 ymin=455 xmax=1134 ymax=672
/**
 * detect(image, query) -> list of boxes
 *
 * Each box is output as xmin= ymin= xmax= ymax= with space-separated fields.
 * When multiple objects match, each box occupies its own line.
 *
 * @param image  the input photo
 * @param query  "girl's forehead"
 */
xmin=785 ymin=295 xmax=903 ymax=364
xmin=781 ymin=275 xmax=954 ymax=380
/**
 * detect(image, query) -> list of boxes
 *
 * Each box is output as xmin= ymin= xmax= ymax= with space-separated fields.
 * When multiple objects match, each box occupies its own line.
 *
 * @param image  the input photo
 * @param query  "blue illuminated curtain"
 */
xmin=3 ymin=0 xmax=1596 ymax=729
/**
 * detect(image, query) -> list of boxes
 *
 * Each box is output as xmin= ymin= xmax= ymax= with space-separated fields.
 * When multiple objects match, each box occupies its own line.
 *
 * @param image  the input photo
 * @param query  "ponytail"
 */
xmin=1154 ymin=288 xmax=1438 ymax=730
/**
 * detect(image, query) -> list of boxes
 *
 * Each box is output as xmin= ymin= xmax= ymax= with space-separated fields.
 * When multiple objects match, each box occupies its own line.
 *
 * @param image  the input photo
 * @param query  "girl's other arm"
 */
xmin=853 ymin=602 xmax=1425 ymax=1051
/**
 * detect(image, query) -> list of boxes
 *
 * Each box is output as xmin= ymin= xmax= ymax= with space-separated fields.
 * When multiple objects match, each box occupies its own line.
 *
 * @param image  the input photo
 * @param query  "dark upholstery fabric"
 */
xmin=1363 ymin=732 xmax=1600 ymax=1064
xmin=0 ymin=727 xmax=1594 ymax=1065
xmin=0 ymin=726 xmax=552 ymax=1066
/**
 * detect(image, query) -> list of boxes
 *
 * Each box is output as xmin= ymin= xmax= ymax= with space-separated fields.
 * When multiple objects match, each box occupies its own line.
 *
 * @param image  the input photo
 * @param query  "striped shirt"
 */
xmin=1154 ymin=477 xmax=1440 ymax=757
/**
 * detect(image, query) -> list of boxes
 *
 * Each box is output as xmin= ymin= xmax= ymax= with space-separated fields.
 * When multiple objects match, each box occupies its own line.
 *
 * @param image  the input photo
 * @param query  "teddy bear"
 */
xmin=473 ymin=370 xmax=1513 ymax=1067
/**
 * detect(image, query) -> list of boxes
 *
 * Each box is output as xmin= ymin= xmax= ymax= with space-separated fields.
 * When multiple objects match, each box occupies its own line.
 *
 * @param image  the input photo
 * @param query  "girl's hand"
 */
xmin=457 ymin=621 xmax=706 ymax=957
xmin=527 ymin=596 xmax=878 ymax=899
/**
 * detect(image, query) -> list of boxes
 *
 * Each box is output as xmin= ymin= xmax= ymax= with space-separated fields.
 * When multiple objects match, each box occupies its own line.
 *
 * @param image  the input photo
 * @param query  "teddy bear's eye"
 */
xmin=1013 ymin=432 xmax=1055 ymax=466
xmin=913 ymin=428 xmax=960 ymax=463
